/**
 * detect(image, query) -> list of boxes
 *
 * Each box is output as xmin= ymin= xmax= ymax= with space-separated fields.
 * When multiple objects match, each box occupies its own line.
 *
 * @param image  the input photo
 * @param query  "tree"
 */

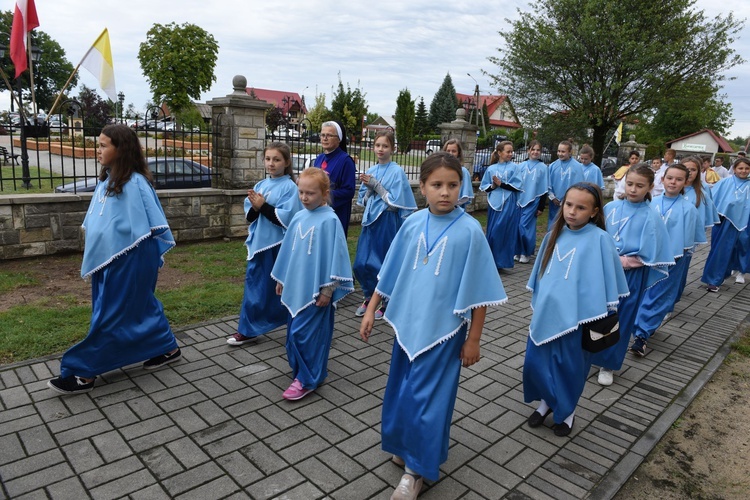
xmin=488 ymin=0 xmax=744 ymax=165
xmin=0 ymin=11 xmax=77 ymax=113
xmin=330 ymin=75 xmax=368 ymax=140
xmin=394 ymin=89 xmax=415 ymax=153
xmin=414 ymin=97 xmax=429 ymax=137
xmin=429 ymin=73 xmax=459 ymax=132
xmin=138 ymin=22 xmax=219 ymax=119
xmin=78 ymin=85 xmax=113 ymax=135
xmin=306 ymin=92 xmax=331 ymax=133
xmin=265 ymin=106 xmax=285 ymax=132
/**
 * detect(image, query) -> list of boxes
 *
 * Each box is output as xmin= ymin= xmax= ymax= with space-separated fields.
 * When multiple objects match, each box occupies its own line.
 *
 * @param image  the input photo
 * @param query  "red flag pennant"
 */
xmin=10 ymin=0 xmax=40 ymax=78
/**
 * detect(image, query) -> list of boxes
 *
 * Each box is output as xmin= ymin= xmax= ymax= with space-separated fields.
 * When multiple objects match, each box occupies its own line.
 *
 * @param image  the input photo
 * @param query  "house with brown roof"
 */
xmin=666 ymin=129 xmax=734 ymax=158
xmin=245 ymin=87 xmax=308 ymax=132
xmin=455 ymin=93 xmax=521 ymax=130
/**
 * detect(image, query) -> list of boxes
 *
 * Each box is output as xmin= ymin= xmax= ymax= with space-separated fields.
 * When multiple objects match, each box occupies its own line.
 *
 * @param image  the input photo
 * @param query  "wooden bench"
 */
xmin=0 ymin=146 xmax=20 ymax=166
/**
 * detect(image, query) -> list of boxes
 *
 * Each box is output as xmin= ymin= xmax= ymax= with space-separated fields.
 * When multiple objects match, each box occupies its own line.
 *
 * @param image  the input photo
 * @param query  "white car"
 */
xmin=292 ymin=154 xmax=317 ymax=174
xmin=425 ymin=140 xmax=442 ymax=155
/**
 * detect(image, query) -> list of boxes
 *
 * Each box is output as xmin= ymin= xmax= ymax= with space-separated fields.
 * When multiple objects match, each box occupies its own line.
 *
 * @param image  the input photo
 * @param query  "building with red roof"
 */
xmin=455 ymin=93 xmax=521 ymax=129
xmin=666 ymin=129 xmax=734 ymax=157
xmin=245 ymin=87 xmax=308 ymax=132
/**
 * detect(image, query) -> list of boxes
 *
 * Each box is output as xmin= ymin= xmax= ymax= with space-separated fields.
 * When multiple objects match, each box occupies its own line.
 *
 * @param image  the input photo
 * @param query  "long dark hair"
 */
xmin=419 ymin=151 xmax=462 ymax=184
xmin=99 ymin=124 xmax=151 ymax=195
xmin=682 ymin=156 xmax=703 ymax=207
xmin=539 ymin=182 xmax=605 ymax=275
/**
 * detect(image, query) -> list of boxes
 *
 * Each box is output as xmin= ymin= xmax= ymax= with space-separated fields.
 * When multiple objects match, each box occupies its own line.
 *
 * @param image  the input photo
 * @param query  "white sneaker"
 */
xmin=598 ymin=367 xmax=614 ymax=386
xmin=390 ymin=474 xmax=423 ymax=500
xmin=736 ymin=273 xmax=746 ymax=284
xmin=519 ymin=255 xmax=530 ymax=264
xmin=513 ymin=255 xmax=520 ymax=262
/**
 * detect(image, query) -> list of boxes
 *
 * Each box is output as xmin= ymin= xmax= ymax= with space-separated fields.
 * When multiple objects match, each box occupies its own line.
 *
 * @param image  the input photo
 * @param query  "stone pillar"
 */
xmin=438 ymin=108 xmax=479 ymax=174
xmin=618 ymin=134 xmax=646 ymax=166
xmin=206 ymin=75 xmax=272 ymax=189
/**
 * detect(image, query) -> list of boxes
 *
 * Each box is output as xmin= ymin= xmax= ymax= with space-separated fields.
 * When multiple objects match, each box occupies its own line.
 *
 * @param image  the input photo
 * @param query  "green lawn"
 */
xmin=0 ymin=209 xmax=547 ymax=364
xmin=1 ymin=165 xmax=63 ymax=193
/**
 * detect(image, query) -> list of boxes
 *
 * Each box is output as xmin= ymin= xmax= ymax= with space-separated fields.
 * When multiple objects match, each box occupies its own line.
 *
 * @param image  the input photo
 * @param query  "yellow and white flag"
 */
xmin=615 ymin=121 xmax=623 ymax=144
xmin=81 ymin=28 xmax=116 ymax=101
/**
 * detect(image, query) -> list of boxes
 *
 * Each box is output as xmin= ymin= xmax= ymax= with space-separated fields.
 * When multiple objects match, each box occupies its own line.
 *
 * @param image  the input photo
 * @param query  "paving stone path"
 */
xmin=1 ymin=242 xmax=748 ymax=499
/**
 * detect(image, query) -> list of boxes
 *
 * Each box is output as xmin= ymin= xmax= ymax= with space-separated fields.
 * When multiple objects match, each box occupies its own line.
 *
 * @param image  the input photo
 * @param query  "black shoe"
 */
xmin=47 ymin=375 xmax=96 ymax=395
xmin=553 ymin=418 xmax=574 ymax=437
xmin=527 ymin=408 xmax=552 ymax=428
xmin=630 ymin=337 xmax=647 ymax=357
xmin=143 ymin=348 xmax=182 ymax=370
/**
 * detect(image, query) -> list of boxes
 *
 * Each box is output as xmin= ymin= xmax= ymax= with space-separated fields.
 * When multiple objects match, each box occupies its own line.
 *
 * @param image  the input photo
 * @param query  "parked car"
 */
xmin=48 ymin=118 xmax=68 ymax=134
xmin=292 ymin=154 xmax=317 ymax=174
xmin=425 ymin=140 xmax=442 ymax=155
xmin=600 ymin=157 xmax=618 ymax=177
xmin=55 ymin=158 xmax=211 ymax=193
xmin=472 ymin=148 xmax=493 ymax=180
xmin=304 ymin=132 xmax=320 ymax=143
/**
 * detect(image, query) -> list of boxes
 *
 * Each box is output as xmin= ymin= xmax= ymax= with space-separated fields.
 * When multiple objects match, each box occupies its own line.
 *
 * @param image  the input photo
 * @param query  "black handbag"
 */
xmin=581 ymin=313 xmax=620 ymax=353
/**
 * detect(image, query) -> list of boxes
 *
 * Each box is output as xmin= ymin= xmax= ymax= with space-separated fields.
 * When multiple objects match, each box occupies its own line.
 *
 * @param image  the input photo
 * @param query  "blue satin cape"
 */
xmin=526 ymin=224 xmax=629 ymax=347
xmin=581 ymin=163 xmax=605 ymax=189
xmin=244 ymin=175 xmax=302 ymax=259
xmin=271 ymin=206 xmax=354 ymax=318
xmin=458 ymin=166 xmax=474 ymax=208
xmin=375 ymin=207 xmax=507 ymax=362
xmin=547 ymin=158 xmax=584 ymax=230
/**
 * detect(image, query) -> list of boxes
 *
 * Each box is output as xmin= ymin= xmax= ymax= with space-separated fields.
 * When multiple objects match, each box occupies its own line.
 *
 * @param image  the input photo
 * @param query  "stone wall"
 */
xmin=0 ymin=182 xmax=487 ymax=261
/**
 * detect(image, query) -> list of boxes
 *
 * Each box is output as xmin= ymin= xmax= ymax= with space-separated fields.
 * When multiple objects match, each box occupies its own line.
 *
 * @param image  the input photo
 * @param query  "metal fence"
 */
xmin=0 ymin=103 xmax=218 ymax=194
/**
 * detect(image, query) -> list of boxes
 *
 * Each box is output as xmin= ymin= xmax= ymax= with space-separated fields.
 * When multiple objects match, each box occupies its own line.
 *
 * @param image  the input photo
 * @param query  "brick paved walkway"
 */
xmin=1 ymin=242 xmax=748 ymax=499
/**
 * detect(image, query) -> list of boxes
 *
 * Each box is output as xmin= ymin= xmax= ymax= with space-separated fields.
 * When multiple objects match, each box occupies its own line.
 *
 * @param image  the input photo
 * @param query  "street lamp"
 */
xmin=117 ymin=91 xmax=125 ymax=122
xmin=0 ymin=41 xmax=42 ymax=189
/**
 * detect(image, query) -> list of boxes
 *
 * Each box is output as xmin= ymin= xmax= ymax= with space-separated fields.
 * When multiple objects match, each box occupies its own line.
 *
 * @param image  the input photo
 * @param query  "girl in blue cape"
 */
xmin=442 ymin=139 xmax=474 ymax=209
xmin=272 ymin=168 xmax=354 ymax=401
xmin=677 ymin=156 xmax=719 ymax=299
xmin=480 ymin=140 xmax=524 ymax=269
xmin=353 ymin=131 xmax=416 ymax=319
xmin=701 ymin=158 xmax=750 ymax=292
xmin=578 ymin=145 xmax=605 ymax=189
xmin=515 ymin=140 xmax=549 ymax=263
xmin=630 ymin=164 xmax=706 ymax=357
xmin=228 ymin=143 xmax=302 ymax=346
xmin=593 ymin=164 xmax=674 ymax=387
xmin=524 ymin=183 xmax=628 ymax=437
xmin=313 ymin=120 xmax=356 ymax=236
xmin=360 ymin=153 xmax=507 ymax=498
xmin=48 ymin=124 xmax=180 ymax=395
xmin=547 ymin=140 xmax=584 ymax=230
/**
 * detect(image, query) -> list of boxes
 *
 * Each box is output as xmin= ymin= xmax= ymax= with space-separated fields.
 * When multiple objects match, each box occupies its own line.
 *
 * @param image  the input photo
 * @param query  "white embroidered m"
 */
xmin=292 ymin=223 xmax=315 ymax=255
xmin=413 ymin=233 xmax=449 ymax=276
xmin=545 ymin=244 xmax=576 ymax=279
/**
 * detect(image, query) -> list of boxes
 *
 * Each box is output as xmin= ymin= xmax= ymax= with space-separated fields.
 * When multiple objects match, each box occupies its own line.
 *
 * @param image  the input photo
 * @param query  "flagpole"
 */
xmin=46 ymin=61 xmax=83 ymax=120
xmin=0 ymin=67 xmax=24 ymax=113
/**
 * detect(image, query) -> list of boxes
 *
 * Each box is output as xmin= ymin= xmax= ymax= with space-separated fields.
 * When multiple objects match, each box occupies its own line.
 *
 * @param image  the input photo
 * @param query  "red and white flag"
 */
xmin=10 ymin=0 xmax=40 ymax=78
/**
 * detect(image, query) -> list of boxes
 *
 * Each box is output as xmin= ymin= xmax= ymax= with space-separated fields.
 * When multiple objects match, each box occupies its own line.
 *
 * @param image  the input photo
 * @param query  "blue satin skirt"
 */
xmin=702 ymin=219 xmax=741 ymax=286
xmin=547 ymin=202 xmax=560 ymax=231
xmin=524 ymin=327 xmax=590 ymax=423
xmin=353 ymin=211 xmax=400 ymax=299
xmin=486 ymin=198 xmax=520 ymax=269
xmin=731 ymin=224 xmax=750 ymax=274
xmin=591 ymin=266 xmax=648 ymax=371
xmin=517 ymin=201 xmax=540 ymax=256
xmin=286 ymin=304 xmax=335 ymax=389
xmin=676 ymin=253 xmax=693 ymax=302
xmin=634 ymin=256 xmax=687 ymax=341
xmin=60 ymin=237 xmax=177 ymax=378
xmin=239 ymin=246 xmax=287 ymax=338
xmin=381 ymin=325 xmax=465 ymax=481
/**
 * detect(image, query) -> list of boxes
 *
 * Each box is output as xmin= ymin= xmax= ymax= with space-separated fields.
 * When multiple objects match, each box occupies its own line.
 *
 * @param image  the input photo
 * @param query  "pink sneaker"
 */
xmin=282 ymin=379 xmax=313 ymax=400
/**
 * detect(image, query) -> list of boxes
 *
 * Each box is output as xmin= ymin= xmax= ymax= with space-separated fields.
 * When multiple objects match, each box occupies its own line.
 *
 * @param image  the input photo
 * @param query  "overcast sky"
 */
xmin=3 ymin=0 xmax=749 ymax=138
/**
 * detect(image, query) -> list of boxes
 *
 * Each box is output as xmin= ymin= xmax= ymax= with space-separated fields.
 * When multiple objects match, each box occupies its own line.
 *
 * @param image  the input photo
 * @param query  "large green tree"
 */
xmin=429 ymin=73 xmax=459 ymax=132
xmin=0 ymin=11 xmax=77 ymax=113
xmin=138 ymin=22 xmax=218 ymax=118
xmin=394 ymin=88 xmax=415 ymax=153
xmin=330 ymin=75 xmax=368 ymax=139
xmin=305 ymin=92 xmax=331 ymax=133
xmin=488 ymin=0 xmax=744 ymax=164
xmin=414 ymin=97 xmax=429 ymax=136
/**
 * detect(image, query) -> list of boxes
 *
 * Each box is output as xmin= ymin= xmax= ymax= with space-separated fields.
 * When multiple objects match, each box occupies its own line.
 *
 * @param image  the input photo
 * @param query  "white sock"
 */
xmin=404 ymin=466 xmax=421 ymax=479
xmin=564 ymin=412 xmax=575 ymax=427
xmin=536 ymin=400 xmax=550 ymax=415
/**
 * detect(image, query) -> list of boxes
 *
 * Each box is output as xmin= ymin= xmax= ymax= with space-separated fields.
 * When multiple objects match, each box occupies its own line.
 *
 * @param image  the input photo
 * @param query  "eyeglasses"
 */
xmin=320 ymin=133 xmax=339 ymax=140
